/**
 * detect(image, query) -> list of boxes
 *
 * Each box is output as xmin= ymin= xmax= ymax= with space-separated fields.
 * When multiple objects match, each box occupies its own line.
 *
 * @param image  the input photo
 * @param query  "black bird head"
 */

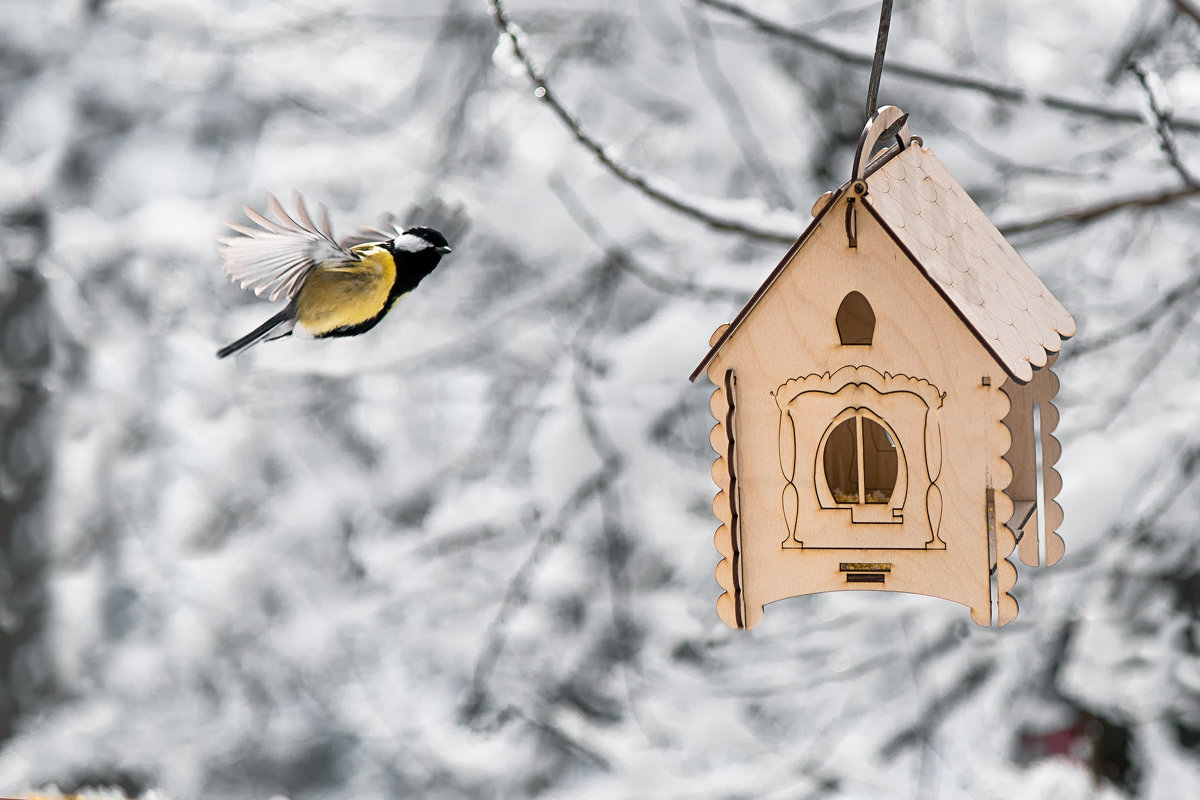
xmin=392 ymin=226 xmax=451 ymax=255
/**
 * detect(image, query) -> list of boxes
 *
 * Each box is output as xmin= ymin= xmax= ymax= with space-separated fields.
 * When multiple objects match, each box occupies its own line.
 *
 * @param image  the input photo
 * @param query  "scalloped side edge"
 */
xmin=707 ymin=360 xmax=744 ymax=629
xmin=1039 ymin=365 xmax=1066 ymax=566
xmin=992 ymin=380 xmax=1019 ymax=626
xmin=1009 ymin=362 xmax=1066 ymax=568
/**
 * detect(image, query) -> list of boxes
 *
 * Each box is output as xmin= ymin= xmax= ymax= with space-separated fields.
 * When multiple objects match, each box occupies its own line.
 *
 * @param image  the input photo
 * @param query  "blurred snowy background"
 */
xmin=1 ymin=0 xmax=1199 ymax=797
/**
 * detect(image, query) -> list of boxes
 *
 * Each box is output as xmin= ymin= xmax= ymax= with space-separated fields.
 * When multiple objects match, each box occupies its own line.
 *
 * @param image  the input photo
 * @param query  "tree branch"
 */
xmin=1098 ymin=307 xmax=1197 ymax=424
xmin=698 ymin=0 xmax=1200 ymax=134
xmin=998 ymin=184 xmax=1200 ymax=236
xmin=460 ymin=469 xmax=615 ymax=725
xmin=490 ymin=0 xmax=1200 ymax=251
xmin=1069 ymin=268 xmax=1200 ymax=357
xmin=684 ymin=5 xmax=794 ymax=209
xmin=1173 ymin=0 xmax=1200 ymax=26
xmin=547 ymin=171 xmax=751 ymax=303
xmin=486 ymin=0 xmax=797 ymax=244
xmin=1129 ymin=61 xmax=1200 ymax=188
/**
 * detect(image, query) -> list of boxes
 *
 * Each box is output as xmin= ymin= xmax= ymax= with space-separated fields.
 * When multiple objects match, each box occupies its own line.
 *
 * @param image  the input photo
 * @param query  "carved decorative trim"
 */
xmin=773 ymin=365 xmax=946 ymax=550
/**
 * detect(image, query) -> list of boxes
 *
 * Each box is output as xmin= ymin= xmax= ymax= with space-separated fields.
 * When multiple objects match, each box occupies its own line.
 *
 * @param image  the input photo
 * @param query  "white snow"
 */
xmin=1 ymin=0 xmax=1198 ymax=798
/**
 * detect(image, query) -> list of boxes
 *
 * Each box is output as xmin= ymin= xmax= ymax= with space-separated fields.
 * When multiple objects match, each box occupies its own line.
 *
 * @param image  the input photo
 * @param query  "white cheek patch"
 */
xmin=391 ymin=232 xmax=432 ymax=253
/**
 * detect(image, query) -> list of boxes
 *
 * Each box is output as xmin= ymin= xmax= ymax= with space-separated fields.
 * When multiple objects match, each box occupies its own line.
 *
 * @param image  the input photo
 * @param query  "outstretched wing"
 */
xmin=219 ymin=194 xmax=356 ymax=302
xmin=337 ymin=197 xmax=472 ymax=249
xmin=337 ymin=220 xmax=398 ymax=250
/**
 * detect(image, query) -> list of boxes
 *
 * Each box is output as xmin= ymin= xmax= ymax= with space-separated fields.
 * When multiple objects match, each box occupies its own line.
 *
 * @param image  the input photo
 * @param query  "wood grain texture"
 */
xmin=1001 ymin=377 xmax=1038 ymax=554
xmin=863 ymin=143 xmax=1075 ymax=383
xmin=702 ymin=197 xmax=1003 ymax=628
xmin=773 ymin=365 xmax=945 ymax=546
xmin=1000 ymin=351 xmax=1066 ymax=568
xmin=1031 ymin=353 xmax=1065 ymax=566
xmin=697 ymin=113 xmax=1070 ymax=628
xmin=811 ymin=191 xmax=835 ymax=217
xmin=988 ymin=382 xmax=1019 ymax=626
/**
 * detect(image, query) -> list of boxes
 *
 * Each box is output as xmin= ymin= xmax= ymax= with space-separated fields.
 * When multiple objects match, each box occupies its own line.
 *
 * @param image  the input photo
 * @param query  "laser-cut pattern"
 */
xmin=693 ymin=107 xmax=1072 ymax=629
xmin=774 ymin=366 xmax=944 ymax=549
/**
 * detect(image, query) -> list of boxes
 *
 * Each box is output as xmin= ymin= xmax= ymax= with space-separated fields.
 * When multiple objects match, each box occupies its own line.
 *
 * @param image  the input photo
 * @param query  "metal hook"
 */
xmin=865 ymin=0 xmax=894 ymax=121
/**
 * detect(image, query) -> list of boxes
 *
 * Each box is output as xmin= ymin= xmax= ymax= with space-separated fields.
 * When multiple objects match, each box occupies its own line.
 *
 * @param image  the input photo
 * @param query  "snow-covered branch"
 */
xmin=487 ymin=0 xmax=799 ymax=244
xmin=699 ymin=0 xmax=1200 ymax=133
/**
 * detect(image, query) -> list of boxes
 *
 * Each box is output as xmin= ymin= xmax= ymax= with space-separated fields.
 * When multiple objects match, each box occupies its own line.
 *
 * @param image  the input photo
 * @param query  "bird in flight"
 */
xmin=216 ymin=194 xmax=454 ymax=358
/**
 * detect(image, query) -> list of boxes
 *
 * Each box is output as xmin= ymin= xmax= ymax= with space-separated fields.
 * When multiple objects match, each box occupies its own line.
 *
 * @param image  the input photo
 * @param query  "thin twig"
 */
xmin=1173 ymin=0 xmax=1200 ymax=26
xmin=684 ymin=5 xmax=793 ymax=209
xmin=487 ymin=0 xmax=797 ymax=244
xmin=492 ymin=0 xmax=1200 ymax=249
xmin=1069 ymin=268 xmax=1200 ymax=356
xmin=547 ymin=171 xmax=750 ymax=303
xmin=461 ymin=469 xmax=615 ymax=724
xmin=1098 ymin=308 xmax=1197 ymax=425
xmin=698 ymin=0 xmax=1200 ymax=134
xmin=1129 ymin=61 xmax=1200 ymax=187
xmin=570 ymin=329 xmax=668 ymax=748
xmin=998 ymin=184 xmax=1200 ymax=236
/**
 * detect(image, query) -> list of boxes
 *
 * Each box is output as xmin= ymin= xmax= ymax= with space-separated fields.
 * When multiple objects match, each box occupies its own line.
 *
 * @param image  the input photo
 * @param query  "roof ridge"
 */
xmin=690 ymin=141 xmax=1074 ymax=384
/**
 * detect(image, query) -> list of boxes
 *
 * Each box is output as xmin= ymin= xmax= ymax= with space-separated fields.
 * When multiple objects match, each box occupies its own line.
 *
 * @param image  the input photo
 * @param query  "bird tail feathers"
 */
xmin=216 ymin=308 xmax=295 ymax=358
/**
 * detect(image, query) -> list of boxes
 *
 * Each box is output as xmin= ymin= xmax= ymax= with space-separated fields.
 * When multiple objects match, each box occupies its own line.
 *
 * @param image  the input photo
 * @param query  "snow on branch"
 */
xmin=699 ymin=0 xmax=1200 ymax=134
xmin=487 ymin=0 xmax=800 ymax=245
xmin=488 ymin=0 xmax=1200 ymax=249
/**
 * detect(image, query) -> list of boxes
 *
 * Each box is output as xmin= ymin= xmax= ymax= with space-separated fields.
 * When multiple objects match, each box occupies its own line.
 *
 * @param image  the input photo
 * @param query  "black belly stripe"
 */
xmin=318 ymin=290 xmax=411 ymax=338
xmin=315 ymin=249 xmax=441 ymax=339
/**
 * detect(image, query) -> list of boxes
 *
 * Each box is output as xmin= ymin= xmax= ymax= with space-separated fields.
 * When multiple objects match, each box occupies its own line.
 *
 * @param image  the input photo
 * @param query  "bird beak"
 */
xmin=437 ymin=245 xmax=452 ymax=254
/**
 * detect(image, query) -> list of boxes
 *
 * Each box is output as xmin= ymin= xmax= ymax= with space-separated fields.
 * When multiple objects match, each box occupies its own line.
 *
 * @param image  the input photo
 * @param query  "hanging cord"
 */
xmin=865 ymin=0 xmax=894 ymax=120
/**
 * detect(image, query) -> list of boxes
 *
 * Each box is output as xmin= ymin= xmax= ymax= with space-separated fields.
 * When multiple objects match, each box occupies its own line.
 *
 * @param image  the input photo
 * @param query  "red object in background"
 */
xmin=1018 ymin=720 xmax=1091 ymax=763
xmin=1015 ymin=710 xmax=1138 ymax=793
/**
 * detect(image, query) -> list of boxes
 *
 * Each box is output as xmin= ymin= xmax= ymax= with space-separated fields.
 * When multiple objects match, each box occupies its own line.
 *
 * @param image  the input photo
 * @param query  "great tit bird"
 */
xmin=216 ymin=194 xmax=452 ymax=358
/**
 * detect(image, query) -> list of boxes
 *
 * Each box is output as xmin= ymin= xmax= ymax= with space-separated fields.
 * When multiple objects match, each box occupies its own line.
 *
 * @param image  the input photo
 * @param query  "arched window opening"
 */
xmin=822 ymin=412 xmax=898 ymax=506
xmin=861 ymin=417 xmax=897 ymax=503
xmin=822 ymin=418 xmax=859 ymax=503
xmin=836 ymin=291 xmax=875 ymax=345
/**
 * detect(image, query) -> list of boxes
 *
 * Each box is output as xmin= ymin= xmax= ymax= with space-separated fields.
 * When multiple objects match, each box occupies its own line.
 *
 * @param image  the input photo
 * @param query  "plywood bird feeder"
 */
xmin=690 ymin=107 xmax=1075 ymax=628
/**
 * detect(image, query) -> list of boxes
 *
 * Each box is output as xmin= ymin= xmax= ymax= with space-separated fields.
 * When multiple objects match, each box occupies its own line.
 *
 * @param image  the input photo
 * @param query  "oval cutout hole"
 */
xmin=836 ymin=291 xmax=875 ymax=345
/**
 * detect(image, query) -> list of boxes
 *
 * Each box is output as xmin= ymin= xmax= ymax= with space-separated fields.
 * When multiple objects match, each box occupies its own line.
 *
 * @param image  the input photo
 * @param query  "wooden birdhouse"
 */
xmin=691 ymin=107 xmax=1075 ymax=628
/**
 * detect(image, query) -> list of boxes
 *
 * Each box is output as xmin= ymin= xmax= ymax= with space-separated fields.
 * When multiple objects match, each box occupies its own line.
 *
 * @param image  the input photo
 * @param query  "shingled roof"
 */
xmin=862 ymin=144 xmax=1075 ymax=382
xmin=692 ymin=140 xmax=1075 ymax=384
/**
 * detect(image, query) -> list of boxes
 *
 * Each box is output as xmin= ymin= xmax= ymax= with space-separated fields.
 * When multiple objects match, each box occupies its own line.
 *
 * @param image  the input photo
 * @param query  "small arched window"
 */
xmin=822 ymin=411 xmax=899 ymax=506
xmin=836 ymin=291 xmax=875 ymax=345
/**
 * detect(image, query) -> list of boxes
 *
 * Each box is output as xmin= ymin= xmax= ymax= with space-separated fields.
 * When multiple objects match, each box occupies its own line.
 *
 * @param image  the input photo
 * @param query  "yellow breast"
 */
xmin=293 ymin=245 xmax=396 ymax=335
